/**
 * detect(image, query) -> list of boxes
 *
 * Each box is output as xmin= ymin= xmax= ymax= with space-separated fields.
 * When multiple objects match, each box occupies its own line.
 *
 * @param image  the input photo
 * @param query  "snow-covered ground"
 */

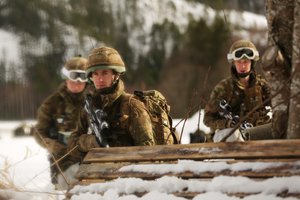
xmin=0 ymin=120 xmax=64 ymax=200
xmin=1 ymin=115 xmax=299 ymax=200
xmin=0 ymin=113 xmax=204 ymax=200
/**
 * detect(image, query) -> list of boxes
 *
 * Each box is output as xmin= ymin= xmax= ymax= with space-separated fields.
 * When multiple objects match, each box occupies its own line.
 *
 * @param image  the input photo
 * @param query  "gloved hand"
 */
xmin=78 ymin=134 xmax=100 ymax=152
xmin=44 ymin=138 xmax=66 ymax=154
xmin=225 ymin=115 xmax=240 ymax=128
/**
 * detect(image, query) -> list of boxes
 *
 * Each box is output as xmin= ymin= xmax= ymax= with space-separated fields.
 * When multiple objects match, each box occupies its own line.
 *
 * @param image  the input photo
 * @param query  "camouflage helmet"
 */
xmin=61 ymin=57 xmax=88 ymax=82
xmin=227 ymin=40 xmax=259 ymax=63
xmin=86 ymin=46 xmax=126 ymax=78
xmin=64 ymin=57 xmax=88 ymax=71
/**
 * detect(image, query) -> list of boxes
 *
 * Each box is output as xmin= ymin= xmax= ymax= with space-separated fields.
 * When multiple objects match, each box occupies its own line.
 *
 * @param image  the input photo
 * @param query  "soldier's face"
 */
xmin=66 ymin=80 xmax=86 ymax=93
xmin=234 ymin=59 xmax=251 ymax=74
xmin=91 ymin=69 xmax=117 ymax=89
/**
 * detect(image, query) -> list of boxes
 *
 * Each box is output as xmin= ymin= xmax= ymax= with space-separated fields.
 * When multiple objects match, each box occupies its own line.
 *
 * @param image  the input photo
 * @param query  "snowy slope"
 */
xmin=0 ymin=0 xmax=267 ymax=72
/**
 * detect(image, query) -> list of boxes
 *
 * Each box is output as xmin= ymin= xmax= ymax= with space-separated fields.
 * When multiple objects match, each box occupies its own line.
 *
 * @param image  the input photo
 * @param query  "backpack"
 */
xmin=121 ymin=90 xmax=178 ymax=145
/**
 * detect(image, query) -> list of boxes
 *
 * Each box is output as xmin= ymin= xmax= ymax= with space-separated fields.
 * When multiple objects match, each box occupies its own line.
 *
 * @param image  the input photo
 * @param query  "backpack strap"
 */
xmin=167 ymin=115 xmax=179 ymax=144
xmin=118 ymin=93 xmax=134 ymax=109
xmin=112 ymin=93 xmax=133 ymax=128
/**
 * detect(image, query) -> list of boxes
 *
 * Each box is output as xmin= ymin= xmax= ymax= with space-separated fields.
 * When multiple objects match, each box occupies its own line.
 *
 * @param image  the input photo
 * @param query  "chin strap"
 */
xmin=98 ymin=78 xmax=119 ymax=94
xmin=237 ymin=71 xmax=251 ymax=78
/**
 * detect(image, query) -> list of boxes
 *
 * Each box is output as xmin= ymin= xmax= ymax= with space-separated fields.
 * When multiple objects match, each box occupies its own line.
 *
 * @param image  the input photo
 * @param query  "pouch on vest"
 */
xmin=243 ymin=85 xmax=263 ymax=112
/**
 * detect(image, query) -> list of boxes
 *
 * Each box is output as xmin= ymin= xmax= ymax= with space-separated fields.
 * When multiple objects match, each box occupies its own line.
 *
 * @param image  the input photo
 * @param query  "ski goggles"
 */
xmin=227 ymin=47 xmax=259 ymax=61
xmin=61 ymin=67 xmax=87 ymax=82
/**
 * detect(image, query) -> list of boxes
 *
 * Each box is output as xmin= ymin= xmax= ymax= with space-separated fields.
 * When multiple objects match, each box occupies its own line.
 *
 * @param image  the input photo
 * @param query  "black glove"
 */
xmin=225 ymin=115 xmax=240 ymax=128
xmin=219 ymin=99 xmax=232 ymax=119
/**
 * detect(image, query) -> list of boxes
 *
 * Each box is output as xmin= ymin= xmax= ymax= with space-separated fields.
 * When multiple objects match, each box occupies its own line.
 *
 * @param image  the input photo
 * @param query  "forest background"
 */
xmin=0 ymin=0 xmax=266 ymax=120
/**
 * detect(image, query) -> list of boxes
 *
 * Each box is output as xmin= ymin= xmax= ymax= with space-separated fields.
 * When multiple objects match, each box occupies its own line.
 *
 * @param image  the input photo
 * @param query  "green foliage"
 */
xmin=0 ymin=58 xmax=5 ymax=85
xmin=0 ymin=0 xmax=42 ymax=38
xmin=67 ymin=0 xmax=114 ymax=42
xmin=0 ymin=0 xmax=251 ymax=119
xmin=134 ymin=20 xmax=182 ymax=86
xmin=157 ymin=14 xmax=231 ymax=117
xmin=184 ymin=15 xmax=230 ymax=66
xmin=1 ymin=0 xmax=229 ymax=90
xmin=24 ymin=51 xmax=64 ymax=93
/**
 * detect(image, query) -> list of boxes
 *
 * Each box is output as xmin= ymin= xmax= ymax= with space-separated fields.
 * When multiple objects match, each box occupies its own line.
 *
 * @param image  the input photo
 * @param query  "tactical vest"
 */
xmin=226 ymin=76 xmax=270 ymax=126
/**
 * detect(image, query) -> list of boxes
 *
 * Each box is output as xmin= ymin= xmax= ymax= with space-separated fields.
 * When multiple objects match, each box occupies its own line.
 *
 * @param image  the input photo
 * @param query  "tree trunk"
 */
xmin=261 ymin=46 xmax=289 ymax=138
xmin=287 ymin=0 xmax=300 ymax=139
xmin=262 ymin=0 xmax=294 ymax=138
xmin=263 ymin=0 xmax=300 ymax=139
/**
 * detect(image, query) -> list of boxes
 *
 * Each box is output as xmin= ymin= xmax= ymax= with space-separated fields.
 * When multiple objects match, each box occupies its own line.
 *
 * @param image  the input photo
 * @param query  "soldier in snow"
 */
xmin=204 ymin=40 xmax=272 ymax=142
xmin=33 ymin=57 xmax=88 ymax=189
xmin=68 ymin=46 xmax=156 ymax=163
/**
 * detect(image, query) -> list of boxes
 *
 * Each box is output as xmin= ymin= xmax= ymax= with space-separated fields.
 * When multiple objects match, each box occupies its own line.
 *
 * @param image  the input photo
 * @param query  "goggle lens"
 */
xmin=234 ymin=48 xmax=254 ymax=59
xmin=69 ymin=71 xmax=87 ymax=82
xmin=62 ymin=67 xmax=87 ymax=82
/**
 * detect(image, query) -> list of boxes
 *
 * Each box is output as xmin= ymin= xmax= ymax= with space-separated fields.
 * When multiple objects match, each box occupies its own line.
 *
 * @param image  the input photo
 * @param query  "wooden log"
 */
xmin=68 ymin=140 xmax=300 ymax=200
xmin=76 ymin=160 xmax=300 ymax=180
xmin=83 ymin=140 xmax=300 ymax=164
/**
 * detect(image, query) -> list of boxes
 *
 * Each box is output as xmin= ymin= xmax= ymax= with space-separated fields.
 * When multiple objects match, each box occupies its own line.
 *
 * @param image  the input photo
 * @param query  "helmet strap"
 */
xmin=237 ymin=71 xmax=251 ymax=78
xmin=98 ymin=79 xmax=119 ymax=94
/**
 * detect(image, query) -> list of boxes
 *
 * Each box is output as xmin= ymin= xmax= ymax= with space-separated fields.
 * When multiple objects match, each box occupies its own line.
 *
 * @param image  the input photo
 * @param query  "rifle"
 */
xmin=219 ymin=99 xmax=253 ymax=140
xmin=84 ymin=94 xmax=109 ymax=148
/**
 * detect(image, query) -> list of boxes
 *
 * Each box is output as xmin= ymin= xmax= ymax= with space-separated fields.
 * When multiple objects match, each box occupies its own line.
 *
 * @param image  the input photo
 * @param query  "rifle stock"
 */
xmin=84 ymin=94 xmax=109 ymax=148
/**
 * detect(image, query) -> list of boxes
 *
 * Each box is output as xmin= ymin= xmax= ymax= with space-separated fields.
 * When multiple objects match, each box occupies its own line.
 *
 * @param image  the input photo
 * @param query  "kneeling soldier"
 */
xmin=204 ymin=40 xmax=272 ymax=142
xmin=68 ymin=46 xmax=156 ymax=163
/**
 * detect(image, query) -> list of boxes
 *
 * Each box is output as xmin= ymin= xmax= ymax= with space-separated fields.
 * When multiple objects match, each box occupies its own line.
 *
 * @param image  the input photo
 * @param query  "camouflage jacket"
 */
xmin=68 ymin=80 xmax=155 ymax=162
xmin=33 ymin=82 xmax=85 ymax=170
xmin=204 ymin=71 xmax=271 ymax=132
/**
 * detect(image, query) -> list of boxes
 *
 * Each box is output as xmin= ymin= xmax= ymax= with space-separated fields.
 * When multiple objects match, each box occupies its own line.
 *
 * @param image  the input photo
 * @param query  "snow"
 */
xmin=0 ymin=30 xmax=21 ymax=65
xmin=118 ymin=159 xmax=300 ymax=174
xmin=173 ymin=110 xmax=211 ymax=144
xmin=105 ymin=0 xmax=267 ymax=66
xmin=227 ymin=10 xmax=267 ymax=29
xmin=0 ymin=122 xmax=64 ymax=200
xmin=0 ymin=120 xmax=36 ymax=138
xmin=1 ymin=118 xmax=300 ymax=200
xmin=0 ymin=29 xmax=23 ymax=80
xmin=70 ymin=176 xmax=300 ymax=200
